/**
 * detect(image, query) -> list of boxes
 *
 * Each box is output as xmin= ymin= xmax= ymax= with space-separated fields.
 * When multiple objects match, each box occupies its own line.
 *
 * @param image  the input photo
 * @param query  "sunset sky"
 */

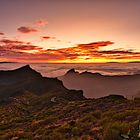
xmin=0 ymin=0 xmax=140 ymax=63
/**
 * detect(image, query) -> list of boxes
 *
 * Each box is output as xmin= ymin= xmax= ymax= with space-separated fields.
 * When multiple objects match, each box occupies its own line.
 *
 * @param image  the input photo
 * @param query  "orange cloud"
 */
xmin=0 ymin=40 xmax=140 ymax=63
xmin=77 ymin=41 xmax=114 ymax=50
xmin=17 ymin=26 xmax=38 ymax=34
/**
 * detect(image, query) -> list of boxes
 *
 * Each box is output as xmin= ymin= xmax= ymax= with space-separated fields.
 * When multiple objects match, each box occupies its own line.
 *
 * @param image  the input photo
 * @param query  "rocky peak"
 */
xmin=0 ymin=65 xmax=42 ymax=78
xmin=66 ymin=68 xmax=79 ymax=75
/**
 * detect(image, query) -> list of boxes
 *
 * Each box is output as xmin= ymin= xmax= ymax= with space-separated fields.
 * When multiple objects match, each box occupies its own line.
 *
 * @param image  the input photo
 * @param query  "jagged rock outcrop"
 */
xmin=66 ymin=68 xmax=79 ymax=74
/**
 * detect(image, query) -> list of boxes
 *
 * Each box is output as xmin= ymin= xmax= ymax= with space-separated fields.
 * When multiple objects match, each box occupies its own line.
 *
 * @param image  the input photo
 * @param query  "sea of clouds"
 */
xmin=0 ymin=63 xmax=140 ymax=77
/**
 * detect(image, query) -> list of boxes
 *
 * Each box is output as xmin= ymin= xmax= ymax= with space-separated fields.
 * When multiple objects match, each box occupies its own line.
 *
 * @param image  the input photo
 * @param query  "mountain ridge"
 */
xmin=65 ymin=68 xmax=140 ymax=77
xmin=59 ymin=68 xmax=140 ymax=98
xmin=0 ymin=65 xmax=85 ymax=102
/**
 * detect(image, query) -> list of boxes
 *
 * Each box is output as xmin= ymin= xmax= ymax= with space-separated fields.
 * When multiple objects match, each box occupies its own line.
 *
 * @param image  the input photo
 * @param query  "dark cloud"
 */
xmin=0 ymin=39 xmax=42 ymax=52
xmin=17 ymin=26 xmax=38 ymax=34
xmin=41 ymin=36 xmax=55 ymax=40
xmin=0 ymin=32 xmax=4 ymax=35
xmin=42 ymin=36 xmax=51 ymax=39
xmin=0 ymin=39 xmax=24 ymax=45
xmin=41 ymin=36 xmax=56 ymax=40
xmin=8 ymin=45 xmax=42 ymax=51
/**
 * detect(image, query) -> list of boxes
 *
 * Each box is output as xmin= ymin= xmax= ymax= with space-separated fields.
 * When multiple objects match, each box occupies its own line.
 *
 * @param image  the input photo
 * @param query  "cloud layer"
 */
xmin=0 ymin=39 xmax=140 ymax=62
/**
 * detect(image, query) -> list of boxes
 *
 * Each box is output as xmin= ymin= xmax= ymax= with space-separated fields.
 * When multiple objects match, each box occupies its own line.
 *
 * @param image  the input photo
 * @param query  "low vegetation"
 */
xmin=0 ymin=94 xmax=140 ymax=140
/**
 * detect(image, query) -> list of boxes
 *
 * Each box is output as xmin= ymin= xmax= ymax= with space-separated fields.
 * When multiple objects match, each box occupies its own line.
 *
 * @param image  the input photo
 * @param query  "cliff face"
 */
xmin=59 ymin=69 xmax=140 ymax=98
xmin=0 ymin=65 xmax=85 ymax=101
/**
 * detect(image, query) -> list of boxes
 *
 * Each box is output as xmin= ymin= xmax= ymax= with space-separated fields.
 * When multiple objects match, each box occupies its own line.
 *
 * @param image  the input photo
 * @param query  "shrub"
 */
xmin=103 ymin=122 xmax=130 ymax=140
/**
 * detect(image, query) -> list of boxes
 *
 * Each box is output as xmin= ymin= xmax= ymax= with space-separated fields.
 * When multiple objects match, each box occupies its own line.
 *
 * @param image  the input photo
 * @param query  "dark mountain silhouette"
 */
xmin=59 ymin=68 xmax=140 ymax=98
xmin=0 ymin=65 xmax=85 ymax=102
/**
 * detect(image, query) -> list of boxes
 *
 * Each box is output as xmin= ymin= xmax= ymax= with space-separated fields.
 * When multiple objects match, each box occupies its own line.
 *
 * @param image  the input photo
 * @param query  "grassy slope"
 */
xmin=0 ymin=94 xmax=140 ymax=140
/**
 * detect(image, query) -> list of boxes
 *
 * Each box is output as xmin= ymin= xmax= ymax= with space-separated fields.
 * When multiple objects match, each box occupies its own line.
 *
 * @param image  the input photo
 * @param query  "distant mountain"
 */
xmin=0 ymin=65 xmax=85 ymax=102
xmin=59 ymin=69 xmax=140 ymax=98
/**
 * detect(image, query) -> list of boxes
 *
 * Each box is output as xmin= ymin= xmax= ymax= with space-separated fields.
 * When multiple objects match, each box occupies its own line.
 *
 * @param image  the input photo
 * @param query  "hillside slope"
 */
xmin=0 ymin=94 xmax=140 ymax=140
